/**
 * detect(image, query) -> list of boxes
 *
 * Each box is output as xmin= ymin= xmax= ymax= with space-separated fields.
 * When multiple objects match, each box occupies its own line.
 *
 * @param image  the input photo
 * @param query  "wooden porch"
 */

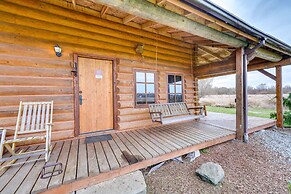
xmin=0 ymin=113 xmax=275 ymax=194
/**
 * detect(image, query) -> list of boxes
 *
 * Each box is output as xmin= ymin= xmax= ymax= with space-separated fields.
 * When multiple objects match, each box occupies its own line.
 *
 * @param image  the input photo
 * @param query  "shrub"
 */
xmin=270 ymin=93 xmax=291 ymax=126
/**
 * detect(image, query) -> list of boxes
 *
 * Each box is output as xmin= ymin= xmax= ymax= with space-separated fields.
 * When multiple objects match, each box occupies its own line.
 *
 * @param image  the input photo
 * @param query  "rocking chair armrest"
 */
xmin=0 ymin=128 xmax=15 ymax=137
xmin=0 ymin=128 xmax=15 ymax=131
xmin=46 ymin=123 xmax=54 ymax=126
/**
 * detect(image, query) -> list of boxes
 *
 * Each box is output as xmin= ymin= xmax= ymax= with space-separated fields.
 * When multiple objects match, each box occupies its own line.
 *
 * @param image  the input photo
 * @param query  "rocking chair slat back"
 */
xmin=16 ymin=101 xmax=53 ymax=135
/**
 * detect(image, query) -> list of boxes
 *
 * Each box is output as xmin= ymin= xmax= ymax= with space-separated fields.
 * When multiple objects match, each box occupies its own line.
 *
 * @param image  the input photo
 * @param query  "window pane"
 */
xmin=136 ymin=93 xmax=146 ymax=104
xmin=168 ymin=94 xmax=175 ymax=103
xmin=147 ymin=94 xmax=155 ymax=104
xmin=175 ymin=76 xmax=182 ymax=84
xmin=136 ymin=83 xmax=145 ymax=93
xmin=146 ymin=84 xmax=155 ymax=93
xmin=146 ymin=73 xmax=155 ymax=83
xmin=136 ymin=72 xmax=145 ymax=82
xmin=176 ymin=94 xmax=183 ymax=102
xmin=168 ymin=84 xmax=175 ymax=93
xmin=168 ymin=75 xmax=175 ymax=84
xmin=176 ymin=85 xmax=182 ymax=93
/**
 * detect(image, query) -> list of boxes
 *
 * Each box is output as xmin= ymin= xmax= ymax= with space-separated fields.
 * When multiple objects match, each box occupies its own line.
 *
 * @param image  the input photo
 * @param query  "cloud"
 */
xmin=211 ymin=0 xmax=291 ymax=44
xmin=208 ymin=0 xmax=291 ymax=87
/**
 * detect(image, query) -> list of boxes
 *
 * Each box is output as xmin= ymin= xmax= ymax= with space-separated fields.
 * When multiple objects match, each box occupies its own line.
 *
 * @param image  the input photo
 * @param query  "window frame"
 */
xmin=134 ymin=69 xmax=158 ymax=108
xmin=167 ymin=73 xmax=184 ymax=103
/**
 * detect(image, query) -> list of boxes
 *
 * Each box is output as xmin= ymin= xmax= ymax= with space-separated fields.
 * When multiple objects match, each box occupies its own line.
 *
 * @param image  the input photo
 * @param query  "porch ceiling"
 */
xmin=43 ymin=0 xmax=291 ymax=77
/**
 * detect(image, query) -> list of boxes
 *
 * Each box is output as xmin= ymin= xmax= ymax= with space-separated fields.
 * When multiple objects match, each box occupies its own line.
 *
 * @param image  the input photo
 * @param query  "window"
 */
xmin=135 ymin=71 xmax=156 ymax=106
xmin=168 ymin=74 xmax=183 ymax=103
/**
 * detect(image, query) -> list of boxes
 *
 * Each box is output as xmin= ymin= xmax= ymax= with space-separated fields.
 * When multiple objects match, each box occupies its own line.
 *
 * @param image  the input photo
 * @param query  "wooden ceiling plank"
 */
xmin=141 ymin=21 xmax=159 ymax=29
xmin=166 ymin=0 xmax=257 ymax=41
xmin=198 ymin=46 xmax=224 ymax=60
xmin=166 ymin=0 xmax=290 ymax=56
xmin=157 ymin=26 xmax=174 ymax=34
xmin=91 ymin=0 xmax=284 ymax=61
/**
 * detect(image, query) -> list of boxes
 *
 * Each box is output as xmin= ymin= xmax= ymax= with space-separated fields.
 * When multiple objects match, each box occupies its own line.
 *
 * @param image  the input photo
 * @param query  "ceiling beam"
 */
xmin=195 ymin=56 xmax=291 ymax=79
xmin=100 ymin=5 xmax=109 ymax=18
xmin=198 ymin=46 xmax=224 ymax=60
xmin=193 ymin=54 xmax=235 ymax=77
xmin=257 ymin=69 xmax=276 ymax=81
xmin=92 ymin=0 xmax=283 ymax=62
xmin=157 ymin=0 xmax=167 ymax=6
xmin=123 ymin=14 xmax=137 ymax=24
xmin=72 ymin=0 xmax=76 ymax=8
xmin=166 ymin=0 xmax=291 ymax=56
xmin=141 ymin=21 xmax=159 ymax=29
xmin=157 ymin=26 xmax=173 ymax=34
xmin=249 ymin=57 xmax=291 ymax=70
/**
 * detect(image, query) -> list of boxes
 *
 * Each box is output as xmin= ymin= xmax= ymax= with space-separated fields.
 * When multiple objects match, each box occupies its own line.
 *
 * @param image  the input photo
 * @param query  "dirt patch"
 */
xmin=145 ymin=129 xmax=291 ymax=194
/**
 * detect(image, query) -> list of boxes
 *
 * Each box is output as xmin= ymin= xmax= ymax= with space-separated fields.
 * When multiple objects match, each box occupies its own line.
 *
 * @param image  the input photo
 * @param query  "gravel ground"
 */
xmin=145 ymin=128 xmax=291 ymax=194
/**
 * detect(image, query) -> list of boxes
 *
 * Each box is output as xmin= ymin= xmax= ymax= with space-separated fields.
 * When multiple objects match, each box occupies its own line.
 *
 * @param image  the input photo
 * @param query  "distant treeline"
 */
xmin=199 ymin=79 xmax=291 ymax=97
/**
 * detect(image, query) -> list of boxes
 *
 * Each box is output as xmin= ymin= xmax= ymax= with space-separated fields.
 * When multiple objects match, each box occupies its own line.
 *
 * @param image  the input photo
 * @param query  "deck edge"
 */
xmin=40 ymin=133 xmax=236 ymax=194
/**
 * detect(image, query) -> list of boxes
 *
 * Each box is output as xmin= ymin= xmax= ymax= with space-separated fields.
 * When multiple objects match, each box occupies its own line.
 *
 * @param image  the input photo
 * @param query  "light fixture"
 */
xmin=54 ymin=44 xmax=62 ymax=57
xmin=135 ymin=43 xmax=144 ymax=55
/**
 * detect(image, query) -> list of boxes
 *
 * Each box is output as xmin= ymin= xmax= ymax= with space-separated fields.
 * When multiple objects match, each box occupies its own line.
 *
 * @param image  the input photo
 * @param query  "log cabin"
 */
xmin=0 ymin=0 xmax=291 ymax=193
xmin=1 ymin=0 xmax=290 ymax=141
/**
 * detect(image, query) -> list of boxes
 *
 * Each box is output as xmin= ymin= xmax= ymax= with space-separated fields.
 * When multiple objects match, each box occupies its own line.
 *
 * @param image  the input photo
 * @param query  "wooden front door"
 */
xmin=78 ymin=57 xmax=113 ymax=133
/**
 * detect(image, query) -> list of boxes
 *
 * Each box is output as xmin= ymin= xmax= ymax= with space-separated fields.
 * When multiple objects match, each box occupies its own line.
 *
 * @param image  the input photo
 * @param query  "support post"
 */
xmin=236 ymin=48 xmax=244 ymax=140
xmin=242 ymin=49 xmax=248 ymax=143
xmin=276 ymin=66 xmax=283 ymax=128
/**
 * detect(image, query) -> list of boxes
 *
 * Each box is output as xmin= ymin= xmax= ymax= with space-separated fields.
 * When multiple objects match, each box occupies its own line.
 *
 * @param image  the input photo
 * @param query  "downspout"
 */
xmin=242 ymin=51 xmax=248 ymax=143
xmin=243 ymin=38 xmax=266 ymax=143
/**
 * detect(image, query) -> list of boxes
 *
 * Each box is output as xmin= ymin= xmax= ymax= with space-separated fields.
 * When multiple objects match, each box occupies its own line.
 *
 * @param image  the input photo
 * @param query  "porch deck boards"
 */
xmin=0 ymin=114 xmax=275 ymax=194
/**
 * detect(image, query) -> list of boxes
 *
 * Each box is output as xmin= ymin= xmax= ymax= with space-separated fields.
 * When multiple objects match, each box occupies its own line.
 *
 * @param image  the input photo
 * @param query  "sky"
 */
xmin=209 ymin=0 xmax=291 ymax=88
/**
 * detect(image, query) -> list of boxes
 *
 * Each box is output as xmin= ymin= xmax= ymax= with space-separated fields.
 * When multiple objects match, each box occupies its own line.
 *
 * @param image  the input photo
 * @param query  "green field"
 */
xmin=206 ymin=106 xmax=275 ymax=119
xmin=207 ymin=106 xmax=291 ymax=127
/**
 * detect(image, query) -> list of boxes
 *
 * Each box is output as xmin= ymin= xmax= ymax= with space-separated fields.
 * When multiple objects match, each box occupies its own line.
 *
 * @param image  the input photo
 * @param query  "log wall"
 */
xmin=0 ymin=0 xmax=199 ymax=140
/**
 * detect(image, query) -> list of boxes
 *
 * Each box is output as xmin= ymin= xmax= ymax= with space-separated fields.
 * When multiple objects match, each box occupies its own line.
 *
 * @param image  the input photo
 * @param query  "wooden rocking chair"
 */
xmin=0 ymin=101 xmax=53 ymax=169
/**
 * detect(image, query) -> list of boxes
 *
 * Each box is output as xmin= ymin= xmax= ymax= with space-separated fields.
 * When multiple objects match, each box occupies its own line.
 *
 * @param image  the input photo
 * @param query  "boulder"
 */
xmin=196 ymin=162 xmax=224 ymax=185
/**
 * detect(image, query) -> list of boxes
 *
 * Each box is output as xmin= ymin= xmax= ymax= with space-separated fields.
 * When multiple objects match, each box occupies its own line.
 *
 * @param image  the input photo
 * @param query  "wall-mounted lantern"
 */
xmin=54 ymin=44 xmax=62 ymax=57
xmin=135 ymin=43 xmax=144 ymax=55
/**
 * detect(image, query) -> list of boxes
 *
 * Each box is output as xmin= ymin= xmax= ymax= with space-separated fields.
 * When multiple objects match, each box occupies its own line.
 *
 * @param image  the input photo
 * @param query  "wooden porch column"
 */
xmin=276 ymin=66 xmax=283 ymax=128
xmin=236 ymin=48 xmax=244 ymax=140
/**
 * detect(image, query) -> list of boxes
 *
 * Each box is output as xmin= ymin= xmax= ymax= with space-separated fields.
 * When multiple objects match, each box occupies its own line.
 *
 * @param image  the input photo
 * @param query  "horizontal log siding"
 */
xmin=0 ymin=0 xmax=197 ymax=139
xmin=117 ymin=59 xmax=197 ymax=130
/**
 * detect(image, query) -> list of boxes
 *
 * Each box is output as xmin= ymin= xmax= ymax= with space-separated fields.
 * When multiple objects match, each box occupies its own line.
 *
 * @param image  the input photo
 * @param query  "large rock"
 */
xmin=75 ymin=171 xmax=146 ymax=194
xmin=196 ymin=162 xmax=224 ymax=185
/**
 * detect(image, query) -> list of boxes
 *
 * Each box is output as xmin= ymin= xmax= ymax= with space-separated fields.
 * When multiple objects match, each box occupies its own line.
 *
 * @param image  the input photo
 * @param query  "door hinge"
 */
xmin=71 ymin=62 xmax=78 ymax=76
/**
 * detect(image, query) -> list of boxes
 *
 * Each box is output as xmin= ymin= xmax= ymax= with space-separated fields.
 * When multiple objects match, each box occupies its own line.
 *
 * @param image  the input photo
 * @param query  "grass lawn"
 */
xmin=206 ymin=106 xmax=274 ymax=119
xmin=207 ymin=106 xmax=291 ymax=127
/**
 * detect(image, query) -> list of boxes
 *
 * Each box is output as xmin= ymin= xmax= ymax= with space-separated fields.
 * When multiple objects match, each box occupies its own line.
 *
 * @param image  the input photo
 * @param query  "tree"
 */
xmin=198 ymin=78 xmax=214 ymax=98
